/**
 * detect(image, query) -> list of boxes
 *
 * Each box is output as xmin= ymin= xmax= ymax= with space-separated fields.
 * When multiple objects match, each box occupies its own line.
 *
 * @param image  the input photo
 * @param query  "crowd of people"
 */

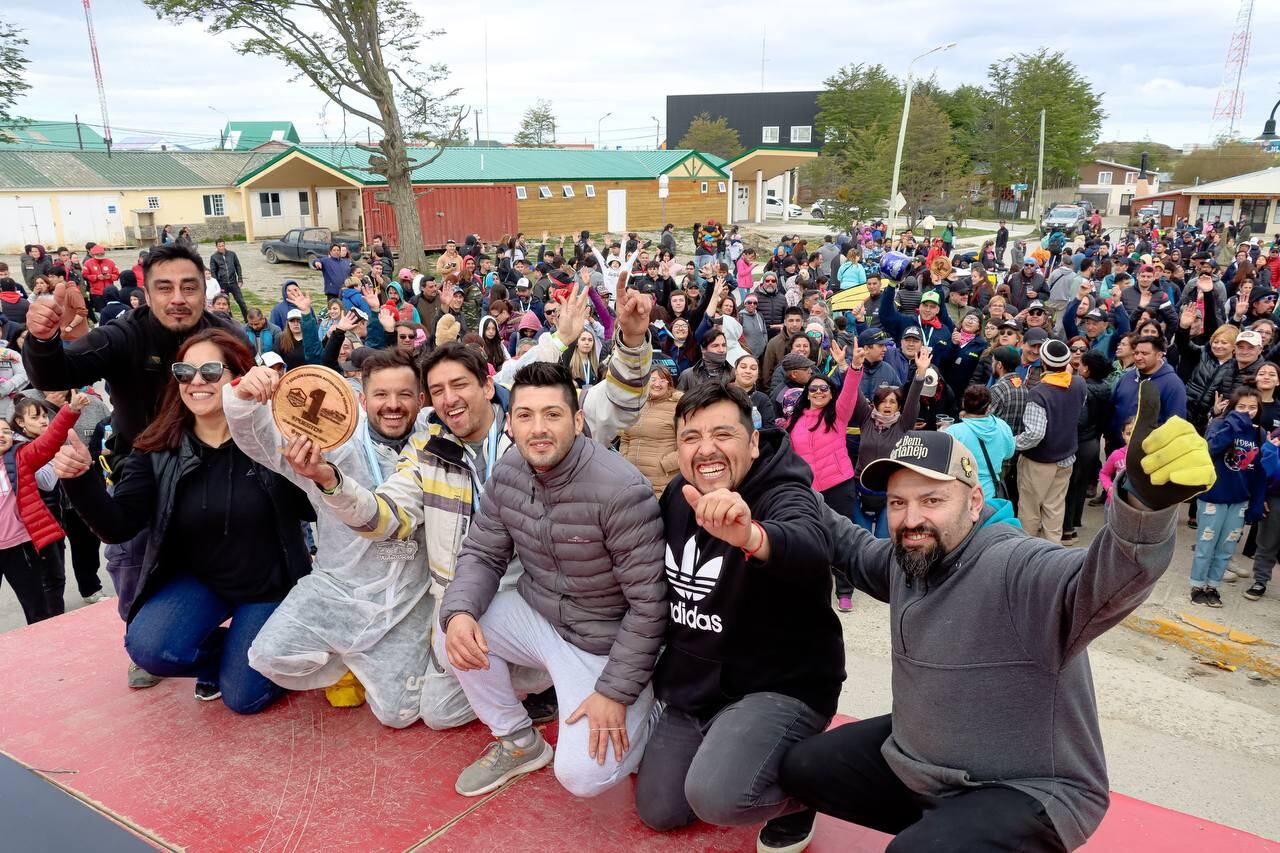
xmin=0 ymin=216 xmax=1234 ymax=850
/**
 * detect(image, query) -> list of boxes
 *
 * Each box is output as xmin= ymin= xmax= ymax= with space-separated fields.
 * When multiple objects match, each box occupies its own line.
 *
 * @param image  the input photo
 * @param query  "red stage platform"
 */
xmin=1 ymin=603 xmax=1275 ymax=852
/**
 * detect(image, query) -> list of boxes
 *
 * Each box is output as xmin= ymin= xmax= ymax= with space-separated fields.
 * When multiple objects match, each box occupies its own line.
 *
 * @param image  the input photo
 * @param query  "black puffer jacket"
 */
xmin=63 ymin=431 xmax=314 ymax=622
xmin=1077 ymin=377 xmax=1112 ymax=442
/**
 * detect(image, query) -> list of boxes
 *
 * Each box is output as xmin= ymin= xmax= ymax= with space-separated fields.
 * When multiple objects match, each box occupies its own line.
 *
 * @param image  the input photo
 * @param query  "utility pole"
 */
xmin=74 ymin=114 xmax=84 ymax=150
xmin=888 ymin=42 xmax=957 ymax=239
xmin=474 ymin=109 xmax=481 ymax=146
xmin=760 ymin=30 xmax=766 ymax=91
xmin=1035 ymin=108 xmax=1046 ymax=223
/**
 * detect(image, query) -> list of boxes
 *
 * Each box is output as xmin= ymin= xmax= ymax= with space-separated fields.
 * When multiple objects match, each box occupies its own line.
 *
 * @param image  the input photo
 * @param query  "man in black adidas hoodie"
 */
xmin=634 ymin=382 xmax=843 ymax=853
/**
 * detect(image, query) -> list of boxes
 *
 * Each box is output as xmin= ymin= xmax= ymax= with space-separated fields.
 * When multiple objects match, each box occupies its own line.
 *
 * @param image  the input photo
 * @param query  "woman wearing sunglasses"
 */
xmin=786 ymin=336 xmax=863 ymax=612
xmin=54 ymin=329 xmax=314 ymax=713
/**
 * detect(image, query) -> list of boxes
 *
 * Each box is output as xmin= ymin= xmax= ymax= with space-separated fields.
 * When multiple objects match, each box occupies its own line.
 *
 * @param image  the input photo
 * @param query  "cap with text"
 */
xmin=859 ymin=430 xmax=979 ymax=493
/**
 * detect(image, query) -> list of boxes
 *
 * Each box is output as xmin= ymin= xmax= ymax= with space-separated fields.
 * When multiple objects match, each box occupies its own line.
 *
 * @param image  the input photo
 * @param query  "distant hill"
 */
xmin=1089 ymin=141 xmax=1182 ymax=173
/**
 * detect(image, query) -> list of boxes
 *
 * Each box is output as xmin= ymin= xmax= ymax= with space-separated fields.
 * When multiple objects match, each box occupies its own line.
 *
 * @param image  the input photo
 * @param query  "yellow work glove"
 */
xmin=1122 ymin=380 xmax=1216 ymax=510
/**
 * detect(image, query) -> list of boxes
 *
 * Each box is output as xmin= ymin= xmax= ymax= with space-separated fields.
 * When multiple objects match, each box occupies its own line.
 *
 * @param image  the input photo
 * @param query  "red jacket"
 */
xmin=7 ymin=406 xmax=79 ymax=550
xmin=83 ymin=257 xmax=119 ymax=296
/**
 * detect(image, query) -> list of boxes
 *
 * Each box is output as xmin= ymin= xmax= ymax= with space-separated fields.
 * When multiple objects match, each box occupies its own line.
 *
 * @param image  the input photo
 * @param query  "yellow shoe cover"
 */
xmin=325 ymin=671 xmax=366 ymax=707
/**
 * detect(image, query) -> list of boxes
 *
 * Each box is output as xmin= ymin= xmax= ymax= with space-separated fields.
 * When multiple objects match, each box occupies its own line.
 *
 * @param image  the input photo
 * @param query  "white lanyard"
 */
xmin=468 ymin=415 xmax=502 ymax=512
xmin=360 ymin=423 xmax=386 ymax=488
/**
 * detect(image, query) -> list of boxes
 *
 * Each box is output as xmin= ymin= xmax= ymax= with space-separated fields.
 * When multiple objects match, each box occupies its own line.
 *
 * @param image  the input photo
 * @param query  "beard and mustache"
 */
xmin=892 ymin=523 xmax=946 ymax=578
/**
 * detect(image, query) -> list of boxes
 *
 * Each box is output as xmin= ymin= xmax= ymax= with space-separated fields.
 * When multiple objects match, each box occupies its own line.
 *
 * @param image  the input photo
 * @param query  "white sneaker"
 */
xmin=83 ymin=590 xmax=113 ymax=604
xmin=1224 ymin=570 xmax=1240 ymax=584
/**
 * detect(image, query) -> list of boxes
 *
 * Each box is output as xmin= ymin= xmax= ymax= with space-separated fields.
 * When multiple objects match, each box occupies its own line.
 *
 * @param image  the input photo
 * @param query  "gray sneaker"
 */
xmin=455 ymin=729 xmax=553 ymax=797
xmin=127 ymin=662 xmax=163 ymax=689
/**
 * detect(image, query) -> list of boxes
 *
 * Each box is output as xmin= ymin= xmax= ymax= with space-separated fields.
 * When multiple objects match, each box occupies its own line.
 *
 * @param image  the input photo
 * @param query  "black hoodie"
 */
xmin=655 ymin=429 xmax=844 ymax=719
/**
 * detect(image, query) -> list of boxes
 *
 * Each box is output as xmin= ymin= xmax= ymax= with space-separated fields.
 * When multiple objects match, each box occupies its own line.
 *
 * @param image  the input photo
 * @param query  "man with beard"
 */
xmin=22 ymin=243 xmax=238 ymax=454
xmin=781 ymin=383 xmax=1215 ymax=851
xmin=635 ymin=382 xmax=840 ymax=853
xmin=225 ymin=349 xmax=458 ymax=726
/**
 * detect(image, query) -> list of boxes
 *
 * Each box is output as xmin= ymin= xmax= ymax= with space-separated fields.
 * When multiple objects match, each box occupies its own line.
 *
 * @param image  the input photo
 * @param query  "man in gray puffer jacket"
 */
xmin=440 ymin=361 xmax=667 ymax=800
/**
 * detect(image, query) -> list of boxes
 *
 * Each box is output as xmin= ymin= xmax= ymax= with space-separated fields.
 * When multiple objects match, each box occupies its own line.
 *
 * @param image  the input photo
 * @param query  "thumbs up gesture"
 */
xmin=1122 ymin=380 xmax=1215 ymax=510
xmin=27 ymin=281 xmax=68 ymax=340
xmin=52 ymin=430 xmax=93 ymax=480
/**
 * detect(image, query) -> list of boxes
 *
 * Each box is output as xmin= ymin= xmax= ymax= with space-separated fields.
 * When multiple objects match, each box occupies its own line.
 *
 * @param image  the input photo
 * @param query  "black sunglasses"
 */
xmin=808 ymin=384 xmax=831 ymax=393
xmin=172 ymin=361 xmax=229 ymax=384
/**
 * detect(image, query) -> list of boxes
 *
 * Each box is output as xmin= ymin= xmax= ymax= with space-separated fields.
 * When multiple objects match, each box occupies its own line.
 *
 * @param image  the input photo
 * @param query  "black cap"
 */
xmin=860 ymin=431 xmax=980 ymax=492
xmin=858 ymin=328 xmax=890 ymax=346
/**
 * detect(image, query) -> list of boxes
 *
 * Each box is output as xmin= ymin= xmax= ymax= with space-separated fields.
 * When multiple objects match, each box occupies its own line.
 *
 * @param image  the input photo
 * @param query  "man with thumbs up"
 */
xmin=22 ymin=244 xmax=239 ymax=455
xmin=635 ymin=381 xmax=840 ymax=853
xmin=781 ymin=381 xmax=1214 ymax=851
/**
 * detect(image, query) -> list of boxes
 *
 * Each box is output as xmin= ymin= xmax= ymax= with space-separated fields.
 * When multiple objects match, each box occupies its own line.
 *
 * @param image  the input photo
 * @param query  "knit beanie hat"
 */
xmin=435 ymin=313 xmax=461 ymax=344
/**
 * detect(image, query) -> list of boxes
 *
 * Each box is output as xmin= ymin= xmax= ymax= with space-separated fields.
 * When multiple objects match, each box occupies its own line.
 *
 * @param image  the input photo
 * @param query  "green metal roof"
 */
xmin=0 ymin=150 xmax=276 ymax=189
xmin=221 ymin=122 xmax=300 ymax=151
xmin=238 ymin=145 xmax=728 ymax=186
xmin=0 ymin=121 xmax=108 ymax=151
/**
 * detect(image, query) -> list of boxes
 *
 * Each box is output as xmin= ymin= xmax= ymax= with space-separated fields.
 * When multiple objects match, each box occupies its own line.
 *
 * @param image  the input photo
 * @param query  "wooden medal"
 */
xmin=271 ymin=365 xmax=359 ymax=451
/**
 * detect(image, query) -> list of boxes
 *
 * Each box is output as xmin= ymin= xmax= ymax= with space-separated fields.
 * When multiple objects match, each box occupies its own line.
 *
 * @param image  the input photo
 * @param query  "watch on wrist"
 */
xmin=319 ymin=463 xmax=343 ymax=496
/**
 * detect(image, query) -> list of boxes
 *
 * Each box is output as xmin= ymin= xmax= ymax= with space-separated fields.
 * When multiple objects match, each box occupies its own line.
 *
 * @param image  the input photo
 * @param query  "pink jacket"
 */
xmin=1098 ymin=446 xmax=1127 ymax=502
xmin=788 ymin=367 xmax=861 ymax=493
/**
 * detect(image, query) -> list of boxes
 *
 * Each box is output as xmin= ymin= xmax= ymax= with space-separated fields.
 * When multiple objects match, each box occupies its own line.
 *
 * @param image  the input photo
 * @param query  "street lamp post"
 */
xmin=887 ymin=41 xmax=956 ymax=240
xmin=650 ymin=115 xmax=661 ymax=149
xmin=1258 ymin=99 xmax=1280 ymax=146
xmin=208 ymin=105 xmax=229 ymax=149
xmin=597 ymin=112 xmax=612 ymax=150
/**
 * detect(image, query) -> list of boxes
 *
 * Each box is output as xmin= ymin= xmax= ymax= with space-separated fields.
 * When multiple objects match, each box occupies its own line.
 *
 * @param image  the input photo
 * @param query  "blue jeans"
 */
xmin=125 ymin=574 xmax=284 ymax=714
xmin=1190 ymin=500 xmax=1247 ymax=590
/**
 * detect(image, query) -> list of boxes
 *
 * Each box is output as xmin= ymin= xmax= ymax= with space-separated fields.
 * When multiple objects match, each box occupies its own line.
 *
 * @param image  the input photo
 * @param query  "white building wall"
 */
xmin=0 ymin=195 xmax=58 ymax=253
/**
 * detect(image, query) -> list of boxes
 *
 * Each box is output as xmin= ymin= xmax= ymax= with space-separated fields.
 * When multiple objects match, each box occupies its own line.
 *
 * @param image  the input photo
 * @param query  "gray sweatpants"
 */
xmin=452 ymin=590 xmax=658 ymax=798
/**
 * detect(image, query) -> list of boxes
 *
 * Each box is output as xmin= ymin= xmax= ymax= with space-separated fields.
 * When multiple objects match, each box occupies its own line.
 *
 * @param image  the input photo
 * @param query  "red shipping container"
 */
xmin=362 ymin=185 xmax=518 ymax=252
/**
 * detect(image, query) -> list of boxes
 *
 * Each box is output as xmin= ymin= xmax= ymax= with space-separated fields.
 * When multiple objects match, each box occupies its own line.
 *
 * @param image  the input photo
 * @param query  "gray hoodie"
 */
xmin=828 ymin=494 xmax=1178 ymax=849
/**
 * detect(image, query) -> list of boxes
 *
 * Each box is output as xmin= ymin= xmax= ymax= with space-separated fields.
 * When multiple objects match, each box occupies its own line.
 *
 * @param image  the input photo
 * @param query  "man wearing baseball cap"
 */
xmin=878 ymin=279 xmax=955 ymax=366
xmin=1006 ymin=255 xmax=1047 ymax=311
xmin=1013 ymin=339 xmax=1086 ymax=542
xmin=782 ymin=385 xmax=1216 ymax=850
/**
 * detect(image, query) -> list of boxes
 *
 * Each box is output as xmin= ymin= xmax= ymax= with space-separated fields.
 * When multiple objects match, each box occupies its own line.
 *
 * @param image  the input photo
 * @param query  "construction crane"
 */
xmin=1210 ymin=0 xmax=1254 ymax=139
xmin=81 ymin=0 xmax=112 ymax=152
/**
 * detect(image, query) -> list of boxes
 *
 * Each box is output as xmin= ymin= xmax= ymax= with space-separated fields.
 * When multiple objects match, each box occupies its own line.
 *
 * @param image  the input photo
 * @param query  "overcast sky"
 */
xmin=10 ymin=0 xmax=1280 ymax=152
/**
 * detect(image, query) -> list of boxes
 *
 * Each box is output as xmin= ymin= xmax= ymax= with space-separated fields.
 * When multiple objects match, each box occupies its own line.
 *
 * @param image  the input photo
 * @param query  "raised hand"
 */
xmin=1124 ymin=380 xmax=1215 ymax=510
xmin=1179 ymin=302 xmax=1197 ymax=329
xmin=336 ymin=309 xmax=359 ymax=332
xmin=915 ymin=345 xmax=933 ymax=375
xmin=234 ymin=365 xmax=281 ymax=403
xmin=556 ymin=283 xmax=591 ymax=348
xmin=69 ymin=390 xmax=91 ymax=412
xmin=615 ymin=272 xmax=653 ymax=347
xmin=288 ymin=288 xmax=312 ymax=314
xmin=26 ymin=280 xmax=67 ymax=339
xmin=51 ymin=431 xmax=92 ymax=479
xmin=361 ymin=282 xmax=381 ymax=311
xmin=379 ymin=305 xmax=397 ymax=333
xmin=830 ymin=338 xmax=848 ymax=370
xmin=1197 ymin=276 xmax=1214 ymax=294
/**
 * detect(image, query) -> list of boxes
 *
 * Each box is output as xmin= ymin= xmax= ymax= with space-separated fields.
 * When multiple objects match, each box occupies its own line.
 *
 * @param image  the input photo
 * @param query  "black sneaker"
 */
xmin=1190 ymin=587 xmax=1208 ymax=605
xmin=1203 ymin=587 xmax=1223 ymax=608
xmin=1244 ymin=582 xmax=1267 ymax=601
xmin=757 ymin=809 xmax=817 ymax=853
xmin=522 ymin=686 xmax=558 ymax=725
xmin=1187 ymin=518 xmax=1198 ymax=530
xmin=1062 ymin=529 xmax=1078 ymax=542
xmin=194 ymin=681 xmax=222 ymax=702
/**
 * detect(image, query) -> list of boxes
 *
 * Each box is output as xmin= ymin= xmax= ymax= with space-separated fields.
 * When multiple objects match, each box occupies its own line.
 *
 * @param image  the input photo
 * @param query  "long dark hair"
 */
xmin=133 ymin=329 xmax=254 ymax=452
xmin=787 ymin=375 xmax=841 ymax=433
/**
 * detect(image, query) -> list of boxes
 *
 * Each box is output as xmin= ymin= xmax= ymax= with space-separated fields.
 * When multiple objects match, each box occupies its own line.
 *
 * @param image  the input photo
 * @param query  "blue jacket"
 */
xmin=945 ymin=415 xmax=1015 ymax=501
xmin=942 ymin=336 xmax=988 ymax=396
xmin=1202 ymin=412 xmax=1267 ymax=521
xmin=878 ymin=285 xmax=954 ymax=365
xmin=1109 ymin=361 xmax=1187 ymax=442
xmin=1062 ymin=298 xmax=1131 ymax=361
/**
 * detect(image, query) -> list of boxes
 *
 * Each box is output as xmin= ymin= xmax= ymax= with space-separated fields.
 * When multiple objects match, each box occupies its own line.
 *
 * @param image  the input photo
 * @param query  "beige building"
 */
xmin=0 ymin=149 xmax=272 ymax=253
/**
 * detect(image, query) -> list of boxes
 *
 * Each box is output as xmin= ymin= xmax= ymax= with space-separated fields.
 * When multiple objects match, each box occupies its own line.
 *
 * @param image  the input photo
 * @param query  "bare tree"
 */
xmin=145 ymin=0 xmax=467 ymax=262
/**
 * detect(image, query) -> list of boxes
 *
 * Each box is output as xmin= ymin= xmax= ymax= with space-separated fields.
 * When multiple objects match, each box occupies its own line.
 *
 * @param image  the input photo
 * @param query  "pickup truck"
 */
xmin=260 ymin=228 xmax=363 ymax=264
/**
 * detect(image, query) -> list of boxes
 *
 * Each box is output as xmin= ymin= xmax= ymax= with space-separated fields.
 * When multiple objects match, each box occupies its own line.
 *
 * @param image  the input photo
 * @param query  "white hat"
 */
xmin=286 ymin=308 xmax=303 ymax=320
xmin=260 ymin=351 xmax=286 ymax=369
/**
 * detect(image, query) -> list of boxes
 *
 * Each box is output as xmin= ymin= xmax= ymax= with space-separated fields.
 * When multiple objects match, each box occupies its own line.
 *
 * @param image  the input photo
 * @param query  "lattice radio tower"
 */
xmin=81 ymin=0 xmax=113 ymax=152
xmin=1211 ymin=0 xmax=1254 ymax=139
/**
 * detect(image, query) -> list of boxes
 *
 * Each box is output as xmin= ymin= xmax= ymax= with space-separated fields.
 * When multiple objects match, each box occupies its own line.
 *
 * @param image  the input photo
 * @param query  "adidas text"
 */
xmin=671 ymin=599 xmax=723 ymax=633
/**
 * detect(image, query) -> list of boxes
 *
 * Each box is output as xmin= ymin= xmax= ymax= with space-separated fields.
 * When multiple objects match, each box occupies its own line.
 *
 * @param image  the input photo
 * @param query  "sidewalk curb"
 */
xmin=1123 ymin=614 xmax=1280 ymax=678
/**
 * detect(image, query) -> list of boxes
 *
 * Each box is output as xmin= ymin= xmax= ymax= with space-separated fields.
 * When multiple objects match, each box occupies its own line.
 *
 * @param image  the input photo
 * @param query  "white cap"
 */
xmin=260 ymin=351 xmax=285 ymax=369
xmin=286 ymin=308 xmax=303 ymax=320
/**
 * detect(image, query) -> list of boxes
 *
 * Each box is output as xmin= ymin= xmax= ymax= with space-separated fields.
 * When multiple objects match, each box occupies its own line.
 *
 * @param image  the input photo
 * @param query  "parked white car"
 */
xmin=764 ymin=196 xmax=805 ymax=218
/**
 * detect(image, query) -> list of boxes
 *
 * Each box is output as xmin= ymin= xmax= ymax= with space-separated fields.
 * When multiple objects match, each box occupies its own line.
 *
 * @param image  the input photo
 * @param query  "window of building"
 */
xmin=1124 ymin=172 xmax=1138 ymax=185
xmin=717 ymin=181 xmax=727 ymax=193
xmin=1096 ymin=171 xmax=1112 ymax=186
xmin=538 ymin=185 xmax=552 ymax=199
xmin=298 ymin=191 xmax=310 ymax=216
xmin=762 ymin=126 xmax=779 ymax=144
xmin=515 ymin=185 xmax=527 ymax=200
xmin=584 ymin=184 xmax=596 ymax=198
xmin=700 ymin=182 xmax=709 ymax=194
xmin=258 ymin=191 xmax=282 ymax=218
xmin=562 ymin=185 xmax=574 ymax=198
xmin=146 ymin=195 xmax=161 ymax=209
xmin=790 ymin=125 xmax=812 ymax=144
xmin=201 ymin=193 xmax=226 ymax=217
